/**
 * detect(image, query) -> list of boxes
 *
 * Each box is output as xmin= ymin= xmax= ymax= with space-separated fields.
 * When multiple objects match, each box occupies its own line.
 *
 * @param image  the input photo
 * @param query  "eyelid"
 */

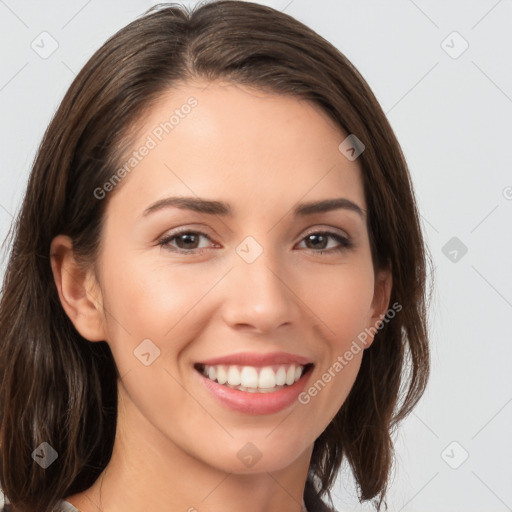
xmin=300 ymin=225 xmax=350 ymax=240
xmin=156 ymin=224 xmax=216 ymax=242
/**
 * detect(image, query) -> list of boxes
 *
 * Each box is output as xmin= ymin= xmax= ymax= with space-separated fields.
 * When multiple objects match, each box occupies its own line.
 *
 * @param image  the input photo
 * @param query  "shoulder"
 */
xmin=0 ymin=487 xmax=80 ymax=512
xmin=0 ymin=487 xmax=10 ymax=512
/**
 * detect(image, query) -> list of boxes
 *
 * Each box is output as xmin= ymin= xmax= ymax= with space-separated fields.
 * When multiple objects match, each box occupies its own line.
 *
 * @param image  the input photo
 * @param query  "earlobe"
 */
xmin=50 ymin=234 xmax=107 ymax=342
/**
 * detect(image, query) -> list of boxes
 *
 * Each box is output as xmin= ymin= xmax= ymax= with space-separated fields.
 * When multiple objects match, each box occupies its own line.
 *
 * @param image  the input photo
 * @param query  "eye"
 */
xmin=158 ymin=230 xmax=215 ymax=253
xmin=297 ymin=231 xmax=353 ymax=254
xmin=157 ymin=228 xmax=353 ymax=255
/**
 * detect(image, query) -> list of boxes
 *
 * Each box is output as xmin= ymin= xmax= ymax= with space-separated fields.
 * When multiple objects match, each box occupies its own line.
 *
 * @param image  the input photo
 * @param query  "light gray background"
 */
xmin=1 ymin=1 xmax=511 ymax=511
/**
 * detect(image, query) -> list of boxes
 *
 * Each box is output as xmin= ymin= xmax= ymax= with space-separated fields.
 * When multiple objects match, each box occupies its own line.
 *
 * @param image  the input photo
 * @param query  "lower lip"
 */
xmin=196 ymin=367 xmax=312 ymax=415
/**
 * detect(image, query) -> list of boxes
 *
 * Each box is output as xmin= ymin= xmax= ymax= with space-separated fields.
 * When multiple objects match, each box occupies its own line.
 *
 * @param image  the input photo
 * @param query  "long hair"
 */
xmin=0 ymin=2 xmax=432 ymax=511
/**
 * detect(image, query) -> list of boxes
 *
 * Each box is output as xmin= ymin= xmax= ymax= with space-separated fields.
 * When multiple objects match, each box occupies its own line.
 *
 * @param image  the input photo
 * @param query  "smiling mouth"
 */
xmin=194 ymin=362 xmax=314 ymax=393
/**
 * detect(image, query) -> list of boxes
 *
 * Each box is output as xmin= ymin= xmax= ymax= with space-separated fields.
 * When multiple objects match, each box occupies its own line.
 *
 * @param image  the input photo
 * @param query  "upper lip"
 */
xmin=196 ymin=351 xmax=313 ymax=367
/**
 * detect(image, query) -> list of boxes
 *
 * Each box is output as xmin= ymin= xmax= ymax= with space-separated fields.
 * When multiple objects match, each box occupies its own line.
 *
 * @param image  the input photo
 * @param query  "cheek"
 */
xmin=98 ymin=250 xmax=224 ymax=369
xmin=97 ymin=255 xmax=217 ymax=426
xmin=297 ymin=326 xmax=365 ymax=440
xmin=304 ymin=262 xmax=375 ymax=344
xmin=105 ymin=258 xmax=202 ymax=323
xmin=295 ymin=264 xmax=374 ymax=426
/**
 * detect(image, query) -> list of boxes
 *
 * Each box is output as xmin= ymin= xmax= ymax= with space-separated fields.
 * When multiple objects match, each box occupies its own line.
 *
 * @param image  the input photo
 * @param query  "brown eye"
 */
xmin=174 ymin=232 xmax=201 ymax=249
xmin=298 ymin=231 xmax=353 ymax=253
xmin=158 ymin=230 xmax=213 ymax=252
xmin=304 ymin=233 xmax=329 ymax=250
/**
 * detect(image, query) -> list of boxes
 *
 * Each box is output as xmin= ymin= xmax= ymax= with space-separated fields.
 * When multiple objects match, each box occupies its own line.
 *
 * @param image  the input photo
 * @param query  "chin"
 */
xmin=199 ymin=437 xmax=311 ymax=475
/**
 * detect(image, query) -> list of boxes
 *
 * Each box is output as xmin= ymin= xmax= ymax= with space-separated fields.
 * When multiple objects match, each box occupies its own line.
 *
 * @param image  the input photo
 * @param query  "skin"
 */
xmin=51 ymin=81 xmax=392 ymax=512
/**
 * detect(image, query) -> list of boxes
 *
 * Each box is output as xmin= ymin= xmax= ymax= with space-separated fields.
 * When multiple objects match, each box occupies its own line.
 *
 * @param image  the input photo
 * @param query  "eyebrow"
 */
xmin=142 ymin=196 xmax=366 ymax=218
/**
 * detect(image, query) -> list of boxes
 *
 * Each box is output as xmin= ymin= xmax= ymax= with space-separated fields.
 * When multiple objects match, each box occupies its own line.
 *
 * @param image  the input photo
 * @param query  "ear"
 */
xmin=365 ymin=266 xmax=393 ymax=348
xmin=50 ymin=234 xmax=107 ymax=342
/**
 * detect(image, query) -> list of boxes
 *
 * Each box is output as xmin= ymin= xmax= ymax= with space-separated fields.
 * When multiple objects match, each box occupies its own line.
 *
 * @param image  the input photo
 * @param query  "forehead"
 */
xmin=108 ymin=81 xmax=366 ymax=219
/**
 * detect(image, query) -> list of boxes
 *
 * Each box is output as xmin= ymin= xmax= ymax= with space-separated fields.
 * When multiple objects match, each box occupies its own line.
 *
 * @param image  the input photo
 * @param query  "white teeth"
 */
xmin=240 ymin=366 xmax=258 ymax=388
xmin=276 ymin=366 xmax=287 ymax=386
xmin=216 ymin=365 xmax=227 ymax=385
xmin=227 ymin=366 xmax=241 ymax=386
xmin=258 ymin=367 xmax=276 ymax=389
xmin=200 ymin=363 xmax=307 ymax=392
xmin=285 ymin=365 xmax=296 ymax=386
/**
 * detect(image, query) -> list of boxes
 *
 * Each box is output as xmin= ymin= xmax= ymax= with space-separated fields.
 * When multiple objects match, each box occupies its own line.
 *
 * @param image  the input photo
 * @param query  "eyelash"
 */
xmin=157 ymin=228 xmax=354 ymax=255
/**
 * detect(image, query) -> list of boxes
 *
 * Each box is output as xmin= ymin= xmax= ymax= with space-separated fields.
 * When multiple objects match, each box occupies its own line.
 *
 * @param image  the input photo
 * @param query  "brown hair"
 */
xmin=0 ymin=2 xmax=431 ymax=511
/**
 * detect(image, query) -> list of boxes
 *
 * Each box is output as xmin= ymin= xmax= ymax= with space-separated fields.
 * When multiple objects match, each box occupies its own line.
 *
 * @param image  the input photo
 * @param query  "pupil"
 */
xmin=179 ymin=233 xmax=198 ymax=248
xmin=307 ymin=234 xmax=326 ymax=249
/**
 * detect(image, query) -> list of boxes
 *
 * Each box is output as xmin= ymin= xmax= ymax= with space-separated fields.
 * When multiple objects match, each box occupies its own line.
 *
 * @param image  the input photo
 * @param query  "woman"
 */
xmin=0 ymin=2 xmax=431 ymax=511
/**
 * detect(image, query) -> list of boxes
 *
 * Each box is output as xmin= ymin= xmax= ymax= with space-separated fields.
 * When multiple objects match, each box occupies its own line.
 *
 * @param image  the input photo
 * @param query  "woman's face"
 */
xmin=88 ymin=81 xmax=391 ymax=474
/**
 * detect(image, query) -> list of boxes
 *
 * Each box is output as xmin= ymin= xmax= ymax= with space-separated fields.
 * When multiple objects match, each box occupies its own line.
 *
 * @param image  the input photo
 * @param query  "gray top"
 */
xmin=0 ymin=489 xmax=78 ymax=511
xmin=55 ymin=500 xmax=80 ymax=512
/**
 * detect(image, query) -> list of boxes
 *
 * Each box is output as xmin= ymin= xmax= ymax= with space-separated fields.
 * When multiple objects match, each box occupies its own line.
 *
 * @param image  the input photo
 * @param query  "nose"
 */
xmin=220 ymin=247 xmax=301 ymax=335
